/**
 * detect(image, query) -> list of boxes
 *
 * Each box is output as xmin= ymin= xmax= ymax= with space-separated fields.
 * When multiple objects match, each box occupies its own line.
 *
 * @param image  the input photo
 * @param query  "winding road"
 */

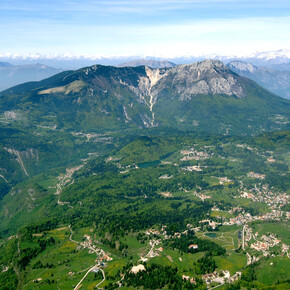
xmin=69 ymin=225 xmax=106 ymax=289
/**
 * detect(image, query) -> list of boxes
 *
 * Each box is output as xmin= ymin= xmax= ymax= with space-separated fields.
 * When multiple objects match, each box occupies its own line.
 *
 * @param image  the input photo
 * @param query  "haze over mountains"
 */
xmin=0 ymin=62 xmax=62 ymax=92
xmin=228 ymin=61 xmax=290 ymax=100
xmin=2 ymin=49 xmax=290 ymax=68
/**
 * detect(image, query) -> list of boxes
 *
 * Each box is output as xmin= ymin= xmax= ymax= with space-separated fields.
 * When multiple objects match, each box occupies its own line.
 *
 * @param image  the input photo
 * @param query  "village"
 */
xmin=239 ymin=182 xmax=289 ymax=209
xmin=140 ymin=226 xmax=244 ymax=288
xmin=34 ymin=140 xmax=289 ymax=289
xmin=139 ymin=204 xmax=290 ymax=289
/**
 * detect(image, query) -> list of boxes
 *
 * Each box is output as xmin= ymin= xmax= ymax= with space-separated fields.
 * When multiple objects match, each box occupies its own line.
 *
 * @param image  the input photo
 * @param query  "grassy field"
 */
xmin=214 ymin=250 xmax=247 ymax=275
xmin=211 ymin=210 xmax=234 ymax=218
xmin=255 ymin=257 xmax=290 ymax=285
xmin=251 ymin=221 xmax=290 ymax=243
xmin=33 ymin=174 xmax=60 ymax=194
xmin=22 ymin=226 xmax=100 ymax=289
xmin=196 ymin=226 xmax=242 ymax=250
xmin=204 ymin=176 xmax=220 ymax=186
xmin=47 ymin=227 xmax=69 ymax=241
xmin=148 ymin=250 xmax=204 ymax=277
xmin=235 ymin=198 xmax=270 ymax=213
xmin=71 ymin=227 xmax=94 ymax=242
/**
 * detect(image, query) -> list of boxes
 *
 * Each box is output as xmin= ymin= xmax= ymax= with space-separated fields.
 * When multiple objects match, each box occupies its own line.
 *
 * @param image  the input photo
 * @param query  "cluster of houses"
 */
xmin=199 ymin=219 xmax=220 ymax=230
xmin=282 ymin=243 xmax=289 ymax=256
xmin=217 ymin=177 xmax=232 ymax=185
xmin=81 ymin=234 xmax=113 ymax=263
xmin=55 ymin=164 xmax=84 ymax=192
xmin=71 ymin=131 xmax=112 ymax=142
xmin=180 ymin=147 xmax=212 ymax=161
xmin=202 ymin=270 xmax=241 ymax=286
xmin=260 ymin=234 xmax=281 ymax=247
xmin=221 ymin=209 xmax=286 ymax=227
xmin=243 ymin=225 xmax=289 ymax=258
xmin=194 ymin=192 xmax=212 ymax=201
xmin=182 ymin=275 xmax=196 ymax=284
xmin=239 ymin=183 xmax=289 ymax=209
xmin=236 ymin=144 xmax=255 ymax=151
xmin=247 ymin=172 xmax=266 ymax=179
xmin=250 ymin=241 xmax=270 ymax=252
xmin=182 ymin=165 xmax=203 ymax=172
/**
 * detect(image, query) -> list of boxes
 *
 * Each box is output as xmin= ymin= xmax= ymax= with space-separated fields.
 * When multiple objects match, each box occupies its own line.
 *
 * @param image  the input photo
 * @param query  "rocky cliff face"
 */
xmin=153 ymin=60 xmax=245 ymax=100
xmin=115 ymin=60 xmax=245 ymax=126
xmin=4 ymin=148 xmax=39 ymax=176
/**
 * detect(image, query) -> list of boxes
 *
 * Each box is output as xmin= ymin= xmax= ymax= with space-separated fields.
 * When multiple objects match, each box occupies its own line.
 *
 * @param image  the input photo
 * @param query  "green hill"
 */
xmin=0 ymin=60 xmax=289 ymax=135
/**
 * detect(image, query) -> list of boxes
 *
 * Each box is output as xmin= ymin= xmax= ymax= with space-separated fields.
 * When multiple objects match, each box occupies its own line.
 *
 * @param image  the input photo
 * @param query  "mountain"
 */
xmin=0 ymin=62 xmax=13 ymax=68
xmin=0 ymin=60 xmax=289 ymax=136
xmin=117 ymin=59 xmax=176 ymax=68
xmin=250 ymin=49 xmax=290 ymax=65
xmin=228 ymin=60 xmax=290 ymax=100
xmin=0 ymin=63 xmax=62 ymax=92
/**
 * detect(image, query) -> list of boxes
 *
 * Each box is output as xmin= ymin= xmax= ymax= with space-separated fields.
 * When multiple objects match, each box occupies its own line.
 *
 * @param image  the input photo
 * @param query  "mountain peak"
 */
xmin=196 ymin=59 xmax=225 ymax=68
xmin=159 ymin=59 xmax=245 ymax=99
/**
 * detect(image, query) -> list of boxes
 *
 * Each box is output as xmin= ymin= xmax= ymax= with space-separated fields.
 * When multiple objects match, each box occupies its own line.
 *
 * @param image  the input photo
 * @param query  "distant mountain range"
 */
xmin=246 ymin=49 xmax=290 ymax=66
xmin=228 ymin=60 xmax=290 ymax=100
xmin=0 ymin=62 xmax=62 ymax=92
xmin=0 ymin=60 xmax=289 ymax=136
xmin=2 ymin=49 xmax=290 ymax=68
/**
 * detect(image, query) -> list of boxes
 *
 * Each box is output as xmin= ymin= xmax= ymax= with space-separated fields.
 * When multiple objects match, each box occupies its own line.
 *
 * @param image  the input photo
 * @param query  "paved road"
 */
xmin=74 ymin=265 xmax=98 ymax=290
xmin=95 ymin=269 xmax=106 ymax=289
xmin=69 ymin=225 xmax=106 ymax=289
xmin=68 ymin=225 xmax=79 ymax=244
xmin=242 ymin=225 xmax=246 ymax=250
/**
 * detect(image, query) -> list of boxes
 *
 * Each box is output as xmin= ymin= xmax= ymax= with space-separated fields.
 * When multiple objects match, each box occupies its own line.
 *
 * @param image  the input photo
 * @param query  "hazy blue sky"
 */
xmin=1 ymin=0 xmax=290 ymax=58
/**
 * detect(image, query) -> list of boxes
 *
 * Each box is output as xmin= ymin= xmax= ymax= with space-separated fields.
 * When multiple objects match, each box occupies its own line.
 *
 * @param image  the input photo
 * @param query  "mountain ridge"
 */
xmin=0 ymin=59 xmax=289 ymax=135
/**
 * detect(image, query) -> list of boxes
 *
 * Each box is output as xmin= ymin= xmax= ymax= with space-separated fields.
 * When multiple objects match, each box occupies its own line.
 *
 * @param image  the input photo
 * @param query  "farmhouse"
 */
xmin=189 ymin=244 xmax=198 ymax=250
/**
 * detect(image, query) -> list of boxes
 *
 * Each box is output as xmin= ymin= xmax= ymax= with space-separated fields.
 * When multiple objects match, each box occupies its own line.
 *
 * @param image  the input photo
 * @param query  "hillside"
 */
xmin=0 ymin=60 xmax=289 ymax=136
xmin=0 ymin=130 xmax=289 ymax=289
